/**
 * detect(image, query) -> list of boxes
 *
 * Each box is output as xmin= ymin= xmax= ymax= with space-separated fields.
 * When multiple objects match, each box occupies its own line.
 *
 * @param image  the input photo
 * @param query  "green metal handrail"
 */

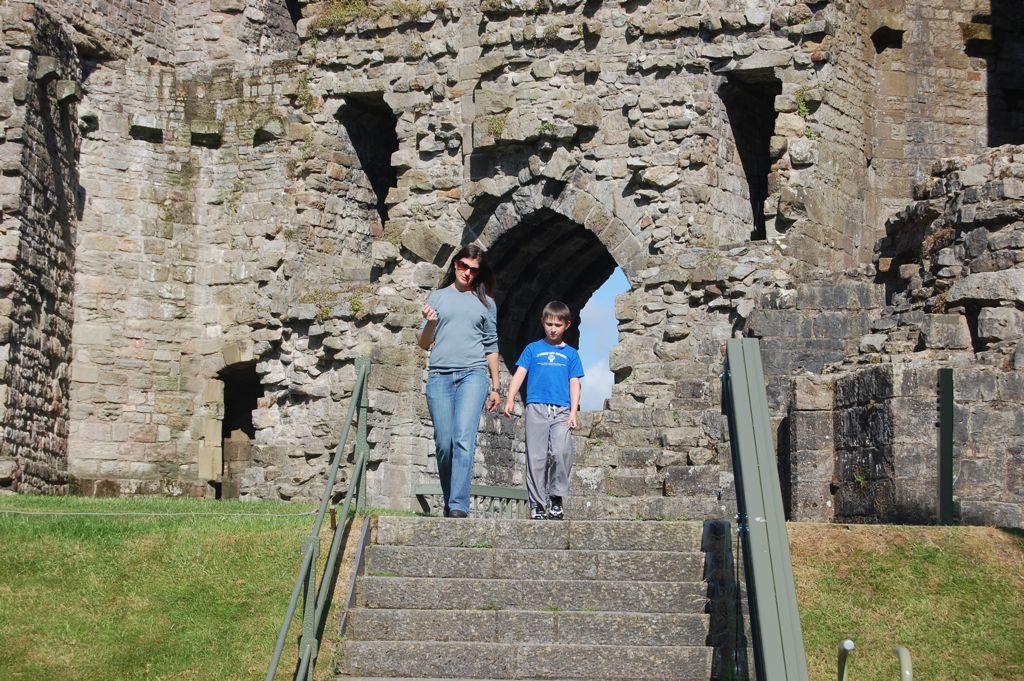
xmin=266 ymin=357 xmax=371 ymax=681
xmin=414 ymin=482 xmax=529 ymax=518
xmin=723 ymin=338 xmax=810 ymax=681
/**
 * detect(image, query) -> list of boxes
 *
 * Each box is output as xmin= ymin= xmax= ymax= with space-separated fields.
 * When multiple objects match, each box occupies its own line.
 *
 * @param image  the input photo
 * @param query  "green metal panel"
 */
xmin=726 ymin=339 xmax=810 ymax=681
xmin=938 ymin=368 xmax=954 ymax=525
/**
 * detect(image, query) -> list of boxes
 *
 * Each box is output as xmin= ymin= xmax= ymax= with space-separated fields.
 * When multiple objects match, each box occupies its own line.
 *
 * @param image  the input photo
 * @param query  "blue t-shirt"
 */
xmin=515 ymin=339 xmax=584 ymax=407
xmin=418 ymin=286 xmax=498 ymax=371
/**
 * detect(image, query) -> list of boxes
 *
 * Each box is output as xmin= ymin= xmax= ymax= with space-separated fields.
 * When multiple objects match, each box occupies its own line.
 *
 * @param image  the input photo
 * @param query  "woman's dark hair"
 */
xmin=439 ymin=244 xmax=496 ymax=306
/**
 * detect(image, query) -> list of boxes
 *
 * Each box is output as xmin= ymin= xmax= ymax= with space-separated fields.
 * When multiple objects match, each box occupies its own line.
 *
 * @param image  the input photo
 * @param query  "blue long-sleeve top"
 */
xmin=418 ymin=286 xmax=498 ymax=371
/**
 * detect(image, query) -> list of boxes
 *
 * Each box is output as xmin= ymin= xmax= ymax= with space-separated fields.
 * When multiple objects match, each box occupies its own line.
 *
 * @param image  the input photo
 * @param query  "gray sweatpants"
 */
xmin=524 ymin=403 xmax=574 ymax=508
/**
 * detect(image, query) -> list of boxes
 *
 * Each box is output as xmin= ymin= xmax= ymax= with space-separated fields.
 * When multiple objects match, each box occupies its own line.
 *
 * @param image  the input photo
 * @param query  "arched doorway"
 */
xmin=488 ymin=208 xmax=619 ymax=371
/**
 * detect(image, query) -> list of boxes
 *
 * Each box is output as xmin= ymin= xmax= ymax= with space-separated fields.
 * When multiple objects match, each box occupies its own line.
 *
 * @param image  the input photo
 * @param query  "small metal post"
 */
xmin=893 ymin=646 xmax=912 ymax=680
xmin=298 ymin=535 xmax=319 ymax=672
xmin=837 ymin=639 xmax=855 ymax=681
xmin=354 ymin=358 xmax=370 ymax=514
xmin=938 ymin=368 xmax=954 ymax=524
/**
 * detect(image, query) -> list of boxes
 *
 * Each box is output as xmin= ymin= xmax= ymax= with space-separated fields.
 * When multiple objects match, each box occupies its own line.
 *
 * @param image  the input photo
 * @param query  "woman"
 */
xmin=417 ymin=244 xmax=501 ymax=518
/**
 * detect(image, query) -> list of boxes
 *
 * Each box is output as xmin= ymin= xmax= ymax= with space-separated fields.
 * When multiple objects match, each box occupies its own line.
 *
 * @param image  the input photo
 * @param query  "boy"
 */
xmin=503 ymin=301 xmax=584 ymax=520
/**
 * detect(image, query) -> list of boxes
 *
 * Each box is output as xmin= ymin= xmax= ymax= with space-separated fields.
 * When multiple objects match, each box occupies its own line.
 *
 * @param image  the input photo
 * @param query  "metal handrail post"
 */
xmin=354 ymin=357 xmax=370 ymax=514
xmin=937 ymin=368 xmax=954 ymax=524
xmin=894 ymin=646 xmax=912 ymax=680
xmin=298 ymin=534 xmax=319 ymax=680
xmin=837 ymin=639 xmax=855 ymax=681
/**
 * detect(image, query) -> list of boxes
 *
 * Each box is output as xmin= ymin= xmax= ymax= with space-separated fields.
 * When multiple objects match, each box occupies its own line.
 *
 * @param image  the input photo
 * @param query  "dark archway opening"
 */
xmin=488 ymin=209 xmax=617 ymax=374
xmin=336 ymin=94 xmax=399 ymax=225
xmin=285 ymin=0 xmax=302 ymax=25
xmin=719 ymin=75 xmax=782 ymax=241
xmin=967 ymin=1 xmax=1024 ymax=146
xmin=218 ymin=362 xmax=263 ymax=500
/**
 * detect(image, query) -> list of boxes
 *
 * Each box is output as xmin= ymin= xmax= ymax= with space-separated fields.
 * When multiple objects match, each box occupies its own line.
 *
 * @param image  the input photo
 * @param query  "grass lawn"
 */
xmin=3 ymin=496 xmax=1022 ymax=681
xmin=790 ymin=523 xmax=1024 ymax=681
xmin=0 ymin=495 xmax=317 ymax=681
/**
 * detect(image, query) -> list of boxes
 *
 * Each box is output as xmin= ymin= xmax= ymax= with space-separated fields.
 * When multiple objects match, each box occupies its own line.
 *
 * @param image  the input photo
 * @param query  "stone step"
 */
xmin=356 ymin=576 xmax=707 ymax=613
xmin=365 ymin=545 xmax=704 ymax=581
xmin=338 ymin=641 xmax=712 ymax=680
xmin=374 ymin=516 xmax=704 ymax=552
xmin=345 ymin=608 xmax=710 ymax=646
xmin=567 ymin=494 xmax=728 ymax=521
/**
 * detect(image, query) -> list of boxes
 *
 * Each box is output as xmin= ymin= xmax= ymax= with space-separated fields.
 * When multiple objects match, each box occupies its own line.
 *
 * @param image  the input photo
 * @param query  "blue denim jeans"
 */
xmin=425 ymin=368 xmax=489 ymax=515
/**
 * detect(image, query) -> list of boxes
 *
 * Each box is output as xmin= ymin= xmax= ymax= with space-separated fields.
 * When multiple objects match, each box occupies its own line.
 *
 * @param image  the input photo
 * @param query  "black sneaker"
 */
xmin=530 ymin=504 xmax=546 ymax=520
xmin=448 ymin=509 xmax=468 ymax=518
xmin=548 ymin=497 xmax=564 ymax=520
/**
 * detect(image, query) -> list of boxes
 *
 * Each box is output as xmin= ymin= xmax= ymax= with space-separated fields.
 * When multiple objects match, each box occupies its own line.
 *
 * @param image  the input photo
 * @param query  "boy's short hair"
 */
xmin=541 ymin=300 xmax=572 ymax=323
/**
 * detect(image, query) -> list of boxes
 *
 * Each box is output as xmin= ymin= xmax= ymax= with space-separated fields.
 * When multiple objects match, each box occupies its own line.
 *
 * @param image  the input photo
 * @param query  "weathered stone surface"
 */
xmin=0 ymin=0 xmax=1019 ymax=531
xmin=948 ymin=270 xmax=1024 ymax=306
xmin=978 ymin=307 xmax=1024 ymax=341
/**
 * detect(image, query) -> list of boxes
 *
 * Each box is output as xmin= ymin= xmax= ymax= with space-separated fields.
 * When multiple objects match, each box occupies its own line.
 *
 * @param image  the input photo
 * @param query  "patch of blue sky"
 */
xmin=577 ymin=267 xmax=630 ymax=411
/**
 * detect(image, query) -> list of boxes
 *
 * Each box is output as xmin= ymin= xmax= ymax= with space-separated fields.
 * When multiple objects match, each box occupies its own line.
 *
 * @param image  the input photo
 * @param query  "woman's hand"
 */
xmin=417 ymin=304 xmax=438 ymax=350
xmin=485 ymin=390 xmax=500 ymax=413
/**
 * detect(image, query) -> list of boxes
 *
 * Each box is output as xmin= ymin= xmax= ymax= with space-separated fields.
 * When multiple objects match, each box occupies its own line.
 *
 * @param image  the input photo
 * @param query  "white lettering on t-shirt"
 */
xmin=538 ymin=350 xmax=569 ymax=365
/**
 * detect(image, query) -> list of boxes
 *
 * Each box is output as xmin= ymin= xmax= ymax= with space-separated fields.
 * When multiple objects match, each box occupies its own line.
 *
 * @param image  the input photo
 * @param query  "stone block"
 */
xmin=958 ymin=501 xmax=1021 ymax=528
xmin=998 ymin=372 xmax=1024 ymax=401
xmin=198 ymin=446 xmax=221 ymax=481
xmin=789 ymin=445 xmax=835 ymax=482
xmin=789 ymin=480 xmax=833 ymax=522
xmin=0 ymin=459 xmax=15 ymax=482
xmin=400 ymin=223 xmax=451 ymax=264
xmin=33 ymin=56 xmax=58 ymax=82
xmin=919 ymin=314 xmax=971 ymax=349
xmin=660 ymin=426 xmax=702 ymax=449
xmin=978 ymin=307 xmax=1024 ymax=342
xmin=956 ymin=370 xmax=998 ymax=402
xmin=948 ymin=270 xmax=1024 ymax=306
xmin=663 ymin=465 xmax=718 ymax=497
xmin=790 ymin=411 xmax=833 ymax=452
xmin=54 ymin=80 xmax=80 ymax=102
xmin=605 ymin=470 xmax=662 ymax=496
xmin=859 ymin=334 xmax=887 ymax=353
xmin=956 ymin=457 xmax=1004 ymax=498
xmin=890 ymin=399 xmax=938 ymax=444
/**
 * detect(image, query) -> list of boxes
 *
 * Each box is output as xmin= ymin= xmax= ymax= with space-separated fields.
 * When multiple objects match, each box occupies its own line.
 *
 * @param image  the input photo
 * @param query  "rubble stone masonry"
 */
xmin=0 ymin=0 xmax=1020 ymax=528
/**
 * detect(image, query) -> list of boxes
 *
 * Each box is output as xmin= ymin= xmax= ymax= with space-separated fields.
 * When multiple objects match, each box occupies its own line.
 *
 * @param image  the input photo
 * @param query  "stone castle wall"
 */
xmin=0 ymin=1 xmax=80 ymax=493
xmin=0 ymin=0 xmax=1020 ymax=527
xmin=787 ymin=146 xmax=1024 ymax=526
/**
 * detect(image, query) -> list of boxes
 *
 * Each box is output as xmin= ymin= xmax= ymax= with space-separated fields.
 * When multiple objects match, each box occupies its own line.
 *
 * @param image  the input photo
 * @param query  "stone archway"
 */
xmin=469 ymin=179 xmax=645 ymax=372
xmin=487 ymin=208 xmax=616 ymax=369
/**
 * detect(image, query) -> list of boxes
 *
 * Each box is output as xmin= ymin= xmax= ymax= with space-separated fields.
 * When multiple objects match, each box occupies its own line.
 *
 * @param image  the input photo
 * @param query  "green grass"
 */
xmin=0 ymin=495 xmax=317 ymax=681
xmin=790 ymin=523 xmax=1024 ymax=681
xmin=3 ymin=497 xmax=1022 ymax=681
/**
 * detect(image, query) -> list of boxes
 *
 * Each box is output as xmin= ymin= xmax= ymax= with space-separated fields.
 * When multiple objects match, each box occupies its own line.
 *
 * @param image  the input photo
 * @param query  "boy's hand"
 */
xmin=503 ymin=399 xmax=515 ymax=418
xmin=568 ymin=413 xmax=578 ymax=430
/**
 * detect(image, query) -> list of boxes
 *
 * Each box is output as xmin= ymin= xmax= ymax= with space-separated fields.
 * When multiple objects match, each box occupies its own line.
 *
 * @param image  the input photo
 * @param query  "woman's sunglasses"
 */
xmin=455 ymin=260 xmax=480 ymax=275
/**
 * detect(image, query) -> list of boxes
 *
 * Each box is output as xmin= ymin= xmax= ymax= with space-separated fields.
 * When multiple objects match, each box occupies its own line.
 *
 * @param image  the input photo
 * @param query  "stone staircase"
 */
xmin=335 ymin=515 xmax=714 ymax=681
xmin=566 ymin=408 xmax=732 ymax=522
